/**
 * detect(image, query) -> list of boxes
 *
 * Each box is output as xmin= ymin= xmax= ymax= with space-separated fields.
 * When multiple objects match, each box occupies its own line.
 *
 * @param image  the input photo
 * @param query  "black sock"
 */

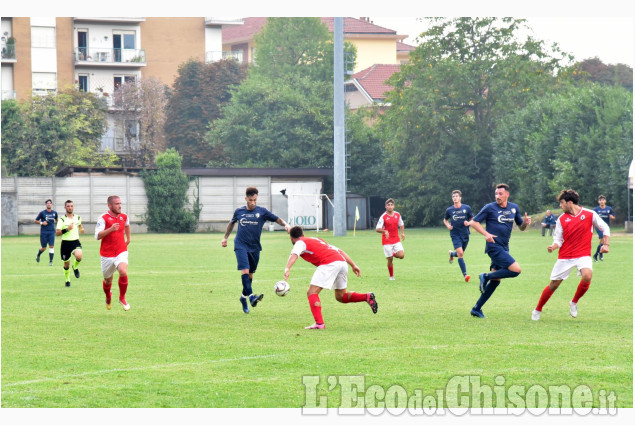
xmin=475 ymin=280 xmax=501 ymax=310
xmin=241 ymin=274 xmax=252 ymax=297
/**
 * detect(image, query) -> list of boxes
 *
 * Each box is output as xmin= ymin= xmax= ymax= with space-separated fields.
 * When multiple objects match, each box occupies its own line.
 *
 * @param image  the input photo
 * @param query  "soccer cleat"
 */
xmin=119 ymin=299 xmax=130 ymax=311
xmin=593 ymin=253 xmax=598 ymax=262
xmin=305 ymin=323 xmax=325 ymax=330
xmin=106 ymin=292 xmax=112 ymax=310
xmin=449 ymin=250 xmax=454 ymax=264
xmin=470 ymin=307 xmax=486 ymax=318
xmin=367 ymin=293 xmax=378 ymax=314
xmin=249 ymin=293 xmax=264 ymax=308
xmin=389 ymin=276 xmax=395 ymax=281
xmin=65 ymin=281 xmax=71 ymax=287
xmin=36 ymin=254 xmax=41 ymax=263
xmin=569 ymin=301 xmax=578 ymax=318
xmin=531 ymin=310 xmax=541 ymax=321
xmin=464 ymin=275 xmax=471 ymax=283
xmin=239 ymin=296 xmax=250 ymax=313
xmin=478 ymin=273 xmax=488 ymax=294
xmin=73 ymin=266 xmax=80 ymax=278
xmin=49 ymin=261 xmax=53 ymax=266
xmin=599 ymin=253 xmax=604 ymax=261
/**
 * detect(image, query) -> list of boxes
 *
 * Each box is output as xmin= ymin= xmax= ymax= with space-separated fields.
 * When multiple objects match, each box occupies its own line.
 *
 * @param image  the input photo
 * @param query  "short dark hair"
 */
xmin=598 ymin=194 xmax=606 ymax=201
xmin=246 ymin=187 xmax=259 ymax=197
xmin=45 ymin=199 xmax=52 ymax=204
xmin=496 ymin=183 xmax=509 ymax=192
xmin=452 ymin=190 xmax=461 ymax=197
xmin=385 ymin=198 xmax=395 ymax=205
xmin=558 ymin=189 xmax=579 ymax=205
xmin=65 ymin=200 xmax=73 ymax=206
xmin=107 ymin=195 xmax=120 ymax=205
xmin=290 ymin=225 xmax=304 ymax=239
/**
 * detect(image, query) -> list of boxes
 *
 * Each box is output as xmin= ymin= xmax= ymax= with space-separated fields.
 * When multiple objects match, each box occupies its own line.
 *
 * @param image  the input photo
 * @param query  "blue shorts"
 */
xmin=40 ymin=232 xmax=55 ymax=248
xmin=485 ymin=243 xmax=516 ymax=270
xmin=235 ymin=249 xmax=260 ymax=273
xmin=450 ymin=234 xmax=469 ymax=251
xmin=595 ymin=228 xmax=605 ymax=239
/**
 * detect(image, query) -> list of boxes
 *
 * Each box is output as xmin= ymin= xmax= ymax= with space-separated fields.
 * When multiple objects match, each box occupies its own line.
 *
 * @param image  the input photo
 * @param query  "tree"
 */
xmin=573 ymin=57 xmax=633 ymax=91
xmin=492 ymin=84 xmax=633 ymax=215
xmin=205 ymin=17 xmax=356 ymax=169
xmin=378 ymin=17 xmax=574 ymax=226
xmin=111 ymin=77 xmax=168 ymax=167
xmin=141 ymin=148 xmax=198 ymax=233
xmin=1 ymin=89 xmax=118 ymax=176
xmin=164 ymin=58 xmax=248 ymax=167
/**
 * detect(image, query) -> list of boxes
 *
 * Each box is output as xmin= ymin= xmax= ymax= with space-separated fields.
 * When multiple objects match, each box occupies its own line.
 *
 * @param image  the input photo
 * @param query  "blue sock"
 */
xmin=458 ymin=258 xmax=467 ymax=275
xmin=241 ymin=274 xmax=252 ymax=296
xmin=596 ymin=244 xmax=603 ymax=255
xmin=486 ymin=268 xmax=520 ymax=281
xmin=49 ymin=252 xmax=54 ymax=262
xmin=474 ymin=280 xmax=501 ymax=310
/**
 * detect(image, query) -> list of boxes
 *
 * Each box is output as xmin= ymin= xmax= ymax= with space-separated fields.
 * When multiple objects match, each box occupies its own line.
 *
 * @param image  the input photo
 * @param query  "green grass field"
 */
xmin=1 ymin=228 xmax=632 ymax=409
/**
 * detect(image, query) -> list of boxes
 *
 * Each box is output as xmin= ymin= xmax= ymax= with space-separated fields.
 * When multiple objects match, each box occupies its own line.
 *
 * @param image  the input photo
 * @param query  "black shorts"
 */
xmin=60 ymin=239 xmax=82 ymax=262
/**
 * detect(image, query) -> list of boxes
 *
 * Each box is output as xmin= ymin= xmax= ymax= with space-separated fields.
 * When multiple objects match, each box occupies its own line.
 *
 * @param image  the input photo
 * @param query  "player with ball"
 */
xmin=283 ymin=226 xmax=378 ymax=330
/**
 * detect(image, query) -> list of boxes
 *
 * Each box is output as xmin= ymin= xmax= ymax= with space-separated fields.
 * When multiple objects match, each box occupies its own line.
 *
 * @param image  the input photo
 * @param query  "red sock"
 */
xmin=388 ymin=264 xmax=394 ymax=277
xmin=536 ymin=285 xmax=555 ymax=311
xmin=340 ymin=292 xmax=367 ymax=303
xmin=118 ymin=275 xmax=128 ymax=300
xmin=572 ymin=280 xmax=590 ymax=303
xmin=308 ymin=293 xmax=323 ymax=324
xmin=103 ymin=280 xmax=112 ymax=299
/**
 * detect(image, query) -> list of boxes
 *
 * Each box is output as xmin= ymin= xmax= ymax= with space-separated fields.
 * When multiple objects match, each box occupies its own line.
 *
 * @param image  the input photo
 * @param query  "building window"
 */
xmin=114 ymin=75 xmax=136 ymax=91
xmin=32 ymin=72 xmax=57 ymax=95
xmin=31 ymin=26 xmax=56 ymax=48
xmin=78 ymin=75 xmax=88 ymax=92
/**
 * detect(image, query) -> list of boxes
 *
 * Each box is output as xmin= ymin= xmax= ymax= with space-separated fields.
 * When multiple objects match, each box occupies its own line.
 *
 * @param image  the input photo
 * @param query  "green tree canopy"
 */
xmin=1 ymin=89 xmax=118 ymax=176
xmin=378 ymin=17 xmax=574 ymax=225
xmin=492 ymin=83 xmax=633 ymax=215
xmin=164 ymin=58 xmax=248 ymax=167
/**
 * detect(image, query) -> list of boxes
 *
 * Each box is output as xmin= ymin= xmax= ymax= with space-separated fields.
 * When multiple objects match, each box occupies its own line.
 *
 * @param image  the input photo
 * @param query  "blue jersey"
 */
xmin=444 ymin=204 xmax=473 ymax=237
xmin=542 ymin=214 xmax=557 ymax=226
xmin=35 ymin=209 xmax=58 ymax=233
xmin=593 ymin=206 xmax=614 ymax=227
xmin=472 ymin=201 xmax=524 ymax=248
xmin=231 ymin=205 xmax=279 ymax=252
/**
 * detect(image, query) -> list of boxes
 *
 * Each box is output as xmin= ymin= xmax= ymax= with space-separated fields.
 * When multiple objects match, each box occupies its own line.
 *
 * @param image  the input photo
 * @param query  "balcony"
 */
xmin=205 ymin=50 xmax=244 ymax=63
xmin=204 ymin=17 xmax=243 ymax=26
xmin=1 ymin=41 xmax=17 ymax=63
xmin=74 ymin=48 xmax=146 ymax=67
xmin=2 ymin=90 xmax=17 ymax=100
xmin=73 ymin=17 xmax=146 ymax=24
xmin=100 ymin=135 xmax=140 ymax=153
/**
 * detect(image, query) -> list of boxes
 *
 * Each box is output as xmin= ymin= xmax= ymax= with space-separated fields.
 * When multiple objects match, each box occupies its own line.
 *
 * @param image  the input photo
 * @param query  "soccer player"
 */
xmin=375 ymin=198 xmax=405 ymax=280
xmin=55 ymin=200 xmax=84 ymax=287
xmin=221 ymin=186 xmax=290 ymax=314
xmin=468 ymin=183 xmax=531 ymax=318
xmin=593 ymin=195 xmax=615 ymax=262
xmin=95 ymin=195 xmax=131 ymax=311
xmin=283 ymin=226 xmax=378 ymax=329
xmin=443 ymin=190 xmax=473 ymax=282
xmin=541 ymin=210 xmax=557 ymax=237
xmin=34 ymin=199 xmax=58 ymax=265
xmin=532 ymin=189 xmax=610 ymax=321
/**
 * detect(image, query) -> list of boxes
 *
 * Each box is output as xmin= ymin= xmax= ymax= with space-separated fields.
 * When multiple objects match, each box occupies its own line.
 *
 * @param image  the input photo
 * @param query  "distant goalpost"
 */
xmin=287 ymin=194 xmax=334 ymax=232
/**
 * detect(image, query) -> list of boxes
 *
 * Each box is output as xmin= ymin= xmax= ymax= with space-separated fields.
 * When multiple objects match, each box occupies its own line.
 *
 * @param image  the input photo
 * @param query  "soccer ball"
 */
xmin=274 ymin=280 xmax=290 ymax=297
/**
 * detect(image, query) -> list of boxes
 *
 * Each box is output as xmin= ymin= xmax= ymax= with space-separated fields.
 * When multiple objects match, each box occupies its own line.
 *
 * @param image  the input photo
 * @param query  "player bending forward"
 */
xmin=532 ymin=189 xmax=610 ymax=321
xmin=283 ymin=226 xmax=378 ymax=330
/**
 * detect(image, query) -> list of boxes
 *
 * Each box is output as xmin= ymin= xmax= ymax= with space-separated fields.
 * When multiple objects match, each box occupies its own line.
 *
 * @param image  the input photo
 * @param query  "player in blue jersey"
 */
xmin=443 ymin=190 xmax=473 ymax=282
xmin=34 ymin=199 xmax=58 ymax=265
xmin=221 ymin=186 xmax=291 ymax=313
xmin=468 ymin=183 xmax=531 ymax=318
xmin=593 ymin=195 xmax=615 ymax=262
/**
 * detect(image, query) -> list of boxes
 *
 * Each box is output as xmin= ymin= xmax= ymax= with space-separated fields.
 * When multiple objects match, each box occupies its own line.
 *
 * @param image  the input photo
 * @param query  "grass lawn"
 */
xmin=1 ymin=228 xmax=632 ymax=409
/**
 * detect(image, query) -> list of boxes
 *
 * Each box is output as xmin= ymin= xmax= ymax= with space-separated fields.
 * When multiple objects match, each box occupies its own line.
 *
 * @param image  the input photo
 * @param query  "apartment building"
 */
xmin=0 ymin=17 xmax=243 ymax=153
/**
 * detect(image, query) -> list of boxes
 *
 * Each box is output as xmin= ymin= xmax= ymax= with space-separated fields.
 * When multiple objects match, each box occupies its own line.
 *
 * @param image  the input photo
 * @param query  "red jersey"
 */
xmin=290 ymin=236 xmax=345 ymax=267
xmin=95 ymin=211 xmax=129 ymax=257
xmin=376 ymin=212 xmax=403 ymax=245
xmin=554 ymin=208 xmax=609 ymax=259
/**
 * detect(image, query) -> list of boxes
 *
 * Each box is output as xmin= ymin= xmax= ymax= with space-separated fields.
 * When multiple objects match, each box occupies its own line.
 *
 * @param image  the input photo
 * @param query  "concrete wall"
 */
xmin=1 ymin=192 xmax=18 ymax=236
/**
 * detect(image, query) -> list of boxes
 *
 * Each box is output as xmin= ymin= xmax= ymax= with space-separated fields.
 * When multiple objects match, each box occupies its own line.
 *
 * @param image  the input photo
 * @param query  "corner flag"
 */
xmin=354 ymin=206 xmax=360 ymax=235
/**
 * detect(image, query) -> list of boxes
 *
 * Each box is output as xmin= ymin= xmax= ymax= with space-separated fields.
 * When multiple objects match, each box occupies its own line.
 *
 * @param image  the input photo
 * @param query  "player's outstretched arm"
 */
xmin=468 ymin=220 xmax=496 ymax=243
xmin=284 ymin=254 xmax=299 ymax=280
xmin=276 ymin=217 xmax=291 ymax=233
xmin=221 ymin=221 xmax=235 ymax=247
xmin=338 ymin=249 xmax=361 ymax=277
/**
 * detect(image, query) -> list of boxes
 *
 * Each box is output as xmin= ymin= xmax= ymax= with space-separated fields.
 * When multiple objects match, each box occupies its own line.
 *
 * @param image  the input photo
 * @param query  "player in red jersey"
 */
xmin=95 ymin=195 xmax=131 ymax=311
xmin=532 ymin=189 xmax=610 ymax=321
xmin=375 ymin=198 xmax=405 ymax=280
xmin=283 ymin=226 xmax=378 ymax=330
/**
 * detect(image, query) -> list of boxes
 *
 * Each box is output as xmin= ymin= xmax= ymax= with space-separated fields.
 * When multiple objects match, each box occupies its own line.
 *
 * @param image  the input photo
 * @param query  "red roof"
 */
xmin=351 ymin=64 xmax=401 ymax=100
xmin=223 ymin=17 xmax=398 ymax=44
xmin=397 ymin=41 xmax=415 ymax=51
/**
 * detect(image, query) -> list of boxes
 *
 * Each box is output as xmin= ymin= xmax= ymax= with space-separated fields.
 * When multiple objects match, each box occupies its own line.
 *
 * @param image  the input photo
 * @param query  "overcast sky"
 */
xmin=370 ymin=17 xmax=634 ymax=67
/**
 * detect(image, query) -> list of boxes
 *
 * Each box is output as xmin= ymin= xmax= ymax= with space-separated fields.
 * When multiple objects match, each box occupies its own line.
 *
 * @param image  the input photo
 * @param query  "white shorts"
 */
xmin=310 ymin=261 xmax=348 ymax=290
xmin=101 ymin=251 xmax=129 ymax=278
xmin=383 ymin=242 xmax=404 ymax=258
xmin=550 ymin=257 xmax=593 ymax=281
